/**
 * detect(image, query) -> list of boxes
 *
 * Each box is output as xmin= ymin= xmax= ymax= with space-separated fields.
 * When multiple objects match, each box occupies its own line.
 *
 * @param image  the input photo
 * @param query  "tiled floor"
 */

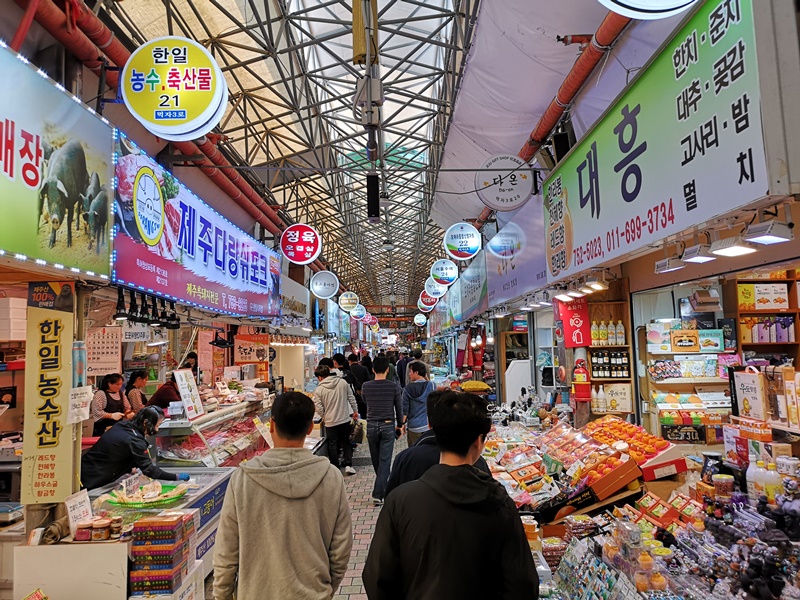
xmin=204 ymin=438 xmax=406 ymax=599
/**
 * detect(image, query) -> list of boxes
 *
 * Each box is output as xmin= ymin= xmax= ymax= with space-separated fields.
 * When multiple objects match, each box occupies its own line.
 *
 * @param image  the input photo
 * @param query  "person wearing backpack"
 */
xmin=402 ymin=361 xmax=435 ymax=447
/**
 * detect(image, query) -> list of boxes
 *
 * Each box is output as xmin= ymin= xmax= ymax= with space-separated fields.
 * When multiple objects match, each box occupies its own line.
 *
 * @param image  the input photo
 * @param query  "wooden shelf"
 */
xmin=739 ymin=310 xmax=798 ymax=315
xmin=591 ymin=411 xmax=633 ymax=415
xmin=590 ymin=378 xmax=632 ymax=382
xmin=741 ymin=342 xmax=800 ymax=346
xmin=589 ymin=345 xmax=631 ymax=350
xmin=771 ymin=423 xmax=800 ymax=435
xmin=650 ymin=377 xmax=728 ymax=385
xmin=736 ymin=278 xmax=795 ymax=283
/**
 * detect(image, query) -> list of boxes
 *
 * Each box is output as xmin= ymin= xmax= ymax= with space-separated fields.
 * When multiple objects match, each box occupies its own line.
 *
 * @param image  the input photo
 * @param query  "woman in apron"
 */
xmin=125 ymin=370 xmax=149 ymax=413
xmin=91 ymin=373 xmax=132 ymax=436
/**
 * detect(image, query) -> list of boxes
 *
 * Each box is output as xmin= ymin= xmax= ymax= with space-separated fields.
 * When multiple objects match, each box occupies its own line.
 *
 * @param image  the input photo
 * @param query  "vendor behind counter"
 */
xmin=81 ymin=407 xmax=189 ymax=490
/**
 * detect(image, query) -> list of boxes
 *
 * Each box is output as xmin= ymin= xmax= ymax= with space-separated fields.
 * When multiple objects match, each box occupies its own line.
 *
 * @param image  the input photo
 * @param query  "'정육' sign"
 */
xmin=280 ymin=224 xmax=322 ymax=266
xmin=309 ymin=270 xmax=339 ymax=299
xmin=544 ymin=0 xmax=767 ymax=283
xmin=121 ymin=36 xmax=228 ymax=141
xmin=475 ymin=154 xmax=535 ymax=212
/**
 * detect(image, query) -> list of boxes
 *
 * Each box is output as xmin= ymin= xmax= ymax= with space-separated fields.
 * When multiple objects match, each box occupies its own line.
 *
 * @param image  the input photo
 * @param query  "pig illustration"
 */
xmin=38 ymin=140 xmax=88 ymax=248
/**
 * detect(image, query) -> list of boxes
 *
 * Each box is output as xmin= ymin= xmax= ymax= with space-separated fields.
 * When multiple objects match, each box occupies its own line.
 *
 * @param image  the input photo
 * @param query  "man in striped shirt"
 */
xmin=361 ymin=356 xmax=404 ymax=506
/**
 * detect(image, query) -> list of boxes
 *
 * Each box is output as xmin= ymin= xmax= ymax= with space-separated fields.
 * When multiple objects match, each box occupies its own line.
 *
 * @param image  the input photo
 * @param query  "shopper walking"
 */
xmin=363 ymin=392 xmax=538 ymax=599
xmin=401 ymin=361 xmax=435 ymax=447
xmin=386 ymin=390 xmax=490 ymax=497
xmin=313 ymin=364 xmax=358 ymax=475
xmin=361 ymin=355 xmax=375 ymax=381
xmin=348 ymin=353 xmax=370 ymax=416
xmin=362 ymin=356 xmax=404 ymax=505
xmin=395 ymin=351 xmax=409 ymax=388
xmin=214 ymin=392 xmax=352 ymax=600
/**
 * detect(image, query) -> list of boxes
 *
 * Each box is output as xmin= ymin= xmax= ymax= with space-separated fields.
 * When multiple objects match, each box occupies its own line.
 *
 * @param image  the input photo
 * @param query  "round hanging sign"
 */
xmin=418 ymin=299 xmax=435 ymax=313
xmin=595 ymin=0 xmax=698 ymax=19
xmin=414 ymin=314 xmax=428 ymax=327
xmin=419 ymin=290 xmax=438 ymax=307
xmin=443 ymin=223 xmax=481 ymax=261
xmin=486 ymin=221 xmax=525 ymax=259
xmin=475 ymin=154 xmax=535 ymax=212
xmin=424 ymin=277 xmax=448 ymax=299
xmin=309 ymin=270 xmax=339 ymax=299
xmin=280 ymin=223 xmax=322 ymax=265
xmin=350 ymin=304 xmax=367 ymax=320
xmin=430 ymin=259 xmax=458 ymax=286
xmin=121 ymin=36 xmax=228 ymax=141
xmin=370 ymin=323 xmax=380 ymax=333
xmin=338 ymin=291 xmax=359 ymax=312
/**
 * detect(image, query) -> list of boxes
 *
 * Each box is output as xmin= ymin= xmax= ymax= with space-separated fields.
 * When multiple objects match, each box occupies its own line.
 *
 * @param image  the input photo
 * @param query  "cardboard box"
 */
xmin=698 ymin=329 xmax=724 ymax=352
xmin=754 ymin=284 xmax=773 ymax=310
xmin=648 ymin=501 xmax=681 ymax=526
xmin=605 ymin=383 xmax=632 ymax=413
xmin=636 ymin=492 xmax=661 ymax=512
xmin=723 ymin=424 xmax=740 ymax=464
xmin=671 ymin=330 xmax=700 ymax=353
xmin=646 ymin=323 xmax=673 ymax=353
xmin=733 ymin=416 xmax=772 ymax=441
xmin=661 ymin=424 xmax=706 ymax=444
xmin=589 ymin=458 xmax=642 ymax=501
xmin=733 ymin=370 xmax=769 ymax=422
xmin=771 ymin=284 xmax=790 ymax=311
xmin=738 ymin=283 xmax=755 ymax=311
xmin=696 ymin=481 xmax=715 ymax=501
xmin=706 ymin=424 xmax=724 ymax=444
xmin=640 ymin=455 xmax=688 ymax=481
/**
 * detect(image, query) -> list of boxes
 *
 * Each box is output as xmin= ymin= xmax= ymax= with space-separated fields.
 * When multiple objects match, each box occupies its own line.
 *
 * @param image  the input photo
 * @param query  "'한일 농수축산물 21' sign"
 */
xmin=544 ymin=0 xmax=767 ymax=283
xmin=112 ymin=134 xmax=281 ymax=316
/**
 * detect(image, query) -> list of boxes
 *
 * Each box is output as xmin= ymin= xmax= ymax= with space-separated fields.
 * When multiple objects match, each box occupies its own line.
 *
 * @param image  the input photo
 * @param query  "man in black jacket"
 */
xmin=363 ymin=392 xmax=538 ymax=599
xmin=334 ymin=353 xmax=365 ymax=416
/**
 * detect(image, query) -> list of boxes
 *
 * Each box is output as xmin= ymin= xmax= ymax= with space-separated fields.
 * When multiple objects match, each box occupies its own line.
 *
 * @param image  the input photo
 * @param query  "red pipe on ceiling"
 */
xmin=10 ymin=0 xmax=41 ymax=52
xmin=472 ymin=11 xmax=631 ymax=230
xmin=19 ymin=0 xmax=335 ymax=279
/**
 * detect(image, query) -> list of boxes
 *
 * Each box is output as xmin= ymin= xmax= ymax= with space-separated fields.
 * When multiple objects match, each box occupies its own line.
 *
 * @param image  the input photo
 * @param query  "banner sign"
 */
xmin=544 ymin=0 xmax=767 ymax=283
xmin=309 ymin=270 xmax=339 ymax=299
xmin=280 ymin=223 xmax=322 ymax=266
xmin=556 ymin=297 xmax=591 ymax=349
xmin=121 ymin=37 xmax=228 ymax=142
xmin=326 ymin=300 xmax=340 ymax=336
xmin=446 ymin=278 xmax=463 ymax=326
xmin=475 ymin=154 xmax=535 ymax=212
xmin=443 ymin=223 xmax=481 ymax=261
xmin=486 ymin=200 xmax=547 ymax=308
xmin=113 ymin=134 xmax=281 ymax=316
xmin=173 ymin=368 xmax=204 ymax=420
xmin=122 ymin=320 xmax=151 ymax=342
xmin=233 ymin=333 xmax=270 ymax=364
xmin=430 ymin=259 xmax=458 ymax=286
xmin=0 ymin=46 xmax=113 ymax=275
xmin=460 ymin=250 xmax=488 ymax=322
xmin=22 ymin=282 xmax=75 ymax=504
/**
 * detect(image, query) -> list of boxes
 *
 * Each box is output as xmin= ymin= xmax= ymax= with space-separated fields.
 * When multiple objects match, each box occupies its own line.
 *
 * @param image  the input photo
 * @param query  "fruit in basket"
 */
xmin=461 ymin=380 xmax=491 ymax=393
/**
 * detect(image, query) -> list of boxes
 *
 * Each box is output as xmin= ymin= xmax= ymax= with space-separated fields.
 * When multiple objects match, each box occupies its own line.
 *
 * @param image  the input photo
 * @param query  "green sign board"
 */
xmin=544 ymin=0 xmax=767 ymax=283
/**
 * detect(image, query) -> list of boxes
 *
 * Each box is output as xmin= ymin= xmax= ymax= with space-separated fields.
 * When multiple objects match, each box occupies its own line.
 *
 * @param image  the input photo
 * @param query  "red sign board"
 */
xmin=419 ymin=290 xmax=438 ymax=307
xmin=280 ymin=223 xmax=322 ymax=265
xmin=556 ymin=297 xmax=590 ymax=348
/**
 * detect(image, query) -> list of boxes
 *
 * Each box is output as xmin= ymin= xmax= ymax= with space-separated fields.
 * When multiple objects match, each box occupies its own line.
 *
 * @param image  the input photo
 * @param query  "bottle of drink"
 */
xmin=765 ymin=463 xmax=783 ymax=507
xmin=753 ymin=460 xmax=768 ymax=503
xmin=591 ymin=386 xmax=598 ymax=412
xmin=616 ymin=320 xmax=626 ymax=345
xmin=599 ymin=321 xmax=608 ymax=346
xmin=591 ymin=321 xmax=599 ymax=346
xmin=597 ymin=385 xmax=606 ymax=413
xmin=607 ymin=322 xmax=617 ymax=345
xmin=746 ymin=454 xmax=759 ymax=505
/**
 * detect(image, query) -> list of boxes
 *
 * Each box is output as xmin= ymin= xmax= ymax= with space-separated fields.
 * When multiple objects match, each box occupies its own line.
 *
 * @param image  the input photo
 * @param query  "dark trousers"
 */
xmin=367 ymin=421 xmax=396 ymax=500
xmin=326 ymin=422 xmax=353 ymax=468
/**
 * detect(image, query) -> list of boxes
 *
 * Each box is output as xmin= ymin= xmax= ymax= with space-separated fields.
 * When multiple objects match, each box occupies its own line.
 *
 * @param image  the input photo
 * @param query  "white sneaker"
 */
xmin=372 ymin=497 xmax=384 ymax=506
xmin=345 ymin=466 xmax=356 ymax=475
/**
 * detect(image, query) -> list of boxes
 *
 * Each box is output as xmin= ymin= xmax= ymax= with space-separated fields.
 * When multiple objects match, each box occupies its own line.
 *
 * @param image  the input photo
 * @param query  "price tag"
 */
xmin=200 ymin=455 xmax=216 ymax=467
xmin=168 ymin=402 xmax=185 ymax=417
xmin=233 ymin=437 xmax=251 ymax=451
xmin=64 ymin=489 xmax=92 ymax=537
xmin=215 ymin=381 xmax=231 ymax=396
xmin=253 ymin=416 xmax=274 ymax=448
xmin=121 ymin=473 xmax=140 ymax=498
xmin=67 ymin=386 xmax=93 ymax=424
xmin=566 ymin=460 xmax=584 ymax=479
xmin=653 ymin=464 xmax=678 ymax=479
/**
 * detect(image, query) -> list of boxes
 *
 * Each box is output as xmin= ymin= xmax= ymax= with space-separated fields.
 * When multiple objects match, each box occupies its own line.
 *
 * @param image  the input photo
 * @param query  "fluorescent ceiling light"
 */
xmin=681 ymin=243 xmax=716 ymax=264
xmin=586 ymin=274 xmax=608 ymax=290
xmin=744 ymin=221 xmax=794 ymax=245
xmin=580 ymin=284 xmax=594 ymax=295
xmin=554 ymin=291 xmax=572 ymax=302
xmin=567 ymin=287 xmax=585 ymax=298
xmin=710 ymin=235 xmax=757 ymax=257
xmin=654 ymin=257 xmax=685 ymax=274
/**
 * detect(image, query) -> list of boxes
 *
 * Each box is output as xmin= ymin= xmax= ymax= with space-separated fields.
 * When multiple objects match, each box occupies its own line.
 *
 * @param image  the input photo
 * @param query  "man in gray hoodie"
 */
xmin=314 ymin=364 xmax=359 ymax=474
xmin=214 ymin=392 xmax=352 ymax=600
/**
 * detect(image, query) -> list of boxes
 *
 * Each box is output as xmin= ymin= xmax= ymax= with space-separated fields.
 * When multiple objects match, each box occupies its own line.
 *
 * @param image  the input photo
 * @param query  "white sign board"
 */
xmin=66 ymin=386 xmax=93 ymax=425
xmin=174 ymin=368 xmax=205 ymax=420
xmin=122 ymin=321 xmax=151 ymax=343
xmin=86 ymin=326 xmax=122 ymax=376
xmin=309 ymin=270 xmax=340 ymax=300
xmin=424 ymin=277 xmax=448 ymax=299
xmin=475 ymin=154 xmax=535 ymax=212
xmin=64 ymin=490 xmax=92 ymax=537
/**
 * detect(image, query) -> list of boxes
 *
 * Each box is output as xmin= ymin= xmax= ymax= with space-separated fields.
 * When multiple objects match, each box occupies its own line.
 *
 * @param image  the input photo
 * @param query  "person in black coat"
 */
xmin=363 ymin=392 xmax=538 ymax=600
xmin=81 ymin=407 xmax=189 ymax=490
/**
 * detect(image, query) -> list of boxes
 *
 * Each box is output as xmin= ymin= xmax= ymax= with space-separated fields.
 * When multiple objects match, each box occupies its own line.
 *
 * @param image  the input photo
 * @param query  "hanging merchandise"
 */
xmin=309 ymin=270 xmax=339 ymax=299
xmin=443 ymin=223 xmax=482 ymax=261
xmin=430 ymin=259 xmax=459 ymax=286
xmin=338 ymin=291 xmax=359 ymax=312
xmin=414 ymin=314 xmax=428 ymax=327
xmin=456 ymin=331 xmax=468 ymax=369
xmin=350 ymin=304 xmax=367 ymax=320
xmin=475 ymin=154 xmax=535 ymax=212
xmin=279 ymin=223 xmax=323 ymax=265
xmin=424 ymin=277 xmax=448 ymax=299
xmin=121 ymin=36 xmax=228 ymax=141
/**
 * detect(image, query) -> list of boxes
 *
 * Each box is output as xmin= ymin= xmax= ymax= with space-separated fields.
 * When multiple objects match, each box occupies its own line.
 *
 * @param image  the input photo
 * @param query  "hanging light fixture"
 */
xmin=113 ymin=288 xmax=128 ymax=321
xmin=586 ymin=272 xmax=609 ymax=291
xmin=149 ymin=296 xmax=162 ymax=327
xmin=164 ymin=301 xmax=181 ymax=330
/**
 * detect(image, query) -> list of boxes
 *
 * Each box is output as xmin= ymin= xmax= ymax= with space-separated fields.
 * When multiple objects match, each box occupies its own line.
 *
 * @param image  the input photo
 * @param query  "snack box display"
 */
xmin=732 ymin=416 xmax=772 ymax=442
xmin=670 ymin=330 xmax=700 ymax=354
xmin=646 ymin=323 xmax=674 ymax=354
xmin=738 ymin=283 xmax=756 ymax=311
xmin=771 ymin=283 xmax=790 ymax=310
xmin=754 ymin=284 xmax=773 ymax=310
xmin=647 ymin=501 xmax=681 ymax=526
xmin=636 ymin=492 xmax=661 ymax=513
xmin=697 ymin=329 xmax=724 ymax=353
xmin=133 ymin=515 xmax=185 ymax=541
xmin=668 ymin=494 xmax=692 ymax=512
xmin=584 ymin=457 xmax=641 ymax=501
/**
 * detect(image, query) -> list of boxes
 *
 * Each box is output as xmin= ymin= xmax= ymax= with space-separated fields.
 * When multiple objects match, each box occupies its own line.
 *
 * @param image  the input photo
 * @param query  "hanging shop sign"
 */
xmin=414 ymin=314 xmax=428 ymax=327
xmin=0 ymin=45 xmax=113 ymax=276
xmin=460 ymin=250 xmax=488 ymax=322
xmin=22 ymin=282 xmax=75 ymax=504
xmin=122 ymin=321 xmax=151 ymax=343
xmin=279 ymin=223 xmax=322 ymax=266
xmin=475 ymin=154 xmax=535 ymax=212
xmin=430 ymin=259 xmax=459 ymax=286
xmin=370 ymin=324 xmax=380 ymax=333
xmin=113 ymin=134 xmax=281 ymax=316
xmin=544 ymin=0 xmax=767 ymax=283
xmin=447 ymin=278 xmax=463 ymax=325
xmin=338 ymin=291 xmax=359 ymax=312
xmin=486 ymin=204 xmax=547 ymax=308
xmin=596 ymin=0 xmax=699 ymax=20
xmin=443 ymin=223 xmax=482 ymax=261
xmin=350 ymin=304 xmax=367 ymax=320
xmin=418 ymin=299 xmax=434 ymax=313
xmin=121 ymin=36 xmax=228 ymax=142
xmin=85 ymin=326 xmax=122 ymax=377
xmin=424 ymin=277 xmax=448 ymax=299
xmin=309 ymin=270 xmax=339 ymax=299
xmin=419 ymin=290 xmax=438 ymax=308
xmin=555 ymin=297 xmax=591 ymax=349
xmin=233 ymin=333 xmax=270 ymax=364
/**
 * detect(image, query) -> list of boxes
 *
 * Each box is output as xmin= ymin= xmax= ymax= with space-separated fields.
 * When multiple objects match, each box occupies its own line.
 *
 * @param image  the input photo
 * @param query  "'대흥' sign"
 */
xmin=121 ymin=36 xmax=228 ymax=142
xmin=338 ymin=292 xmax=359 ymax=313
xmin=545 ymin=0 xmax=766 ymax=283
xmin=113 ymin=134 xmax=281 ymax=317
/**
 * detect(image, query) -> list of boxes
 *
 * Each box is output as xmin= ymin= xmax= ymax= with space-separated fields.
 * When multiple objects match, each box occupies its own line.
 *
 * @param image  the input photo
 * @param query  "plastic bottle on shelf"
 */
xmin=591 ymin=321 xmax=599 ymax=346
xmin=608 ymin=322 xmax=618 ymax=345
xmin=591 ymin=386 xmax=598 ymax=412
xmin=596 ymin=385 xmax=606 ymax=413
xmin=765 ymin=462 xmax=783 ymax=507
xmin=599 ymin=321 xmax=608 ymax=346
xmin=616 ymin=320 xmax=625 ymax=345
xmin=746 ymin=454 xmax=759 ymax=505
xmin=753 ymin=460 xmax=768 ymax=503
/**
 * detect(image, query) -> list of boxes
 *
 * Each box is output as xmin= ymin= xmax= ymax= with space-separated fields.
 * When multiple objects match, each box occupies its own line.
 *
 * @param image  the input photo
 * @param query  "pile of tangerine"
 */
xmin=584 ymin=418 xmax=669 ymax=464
